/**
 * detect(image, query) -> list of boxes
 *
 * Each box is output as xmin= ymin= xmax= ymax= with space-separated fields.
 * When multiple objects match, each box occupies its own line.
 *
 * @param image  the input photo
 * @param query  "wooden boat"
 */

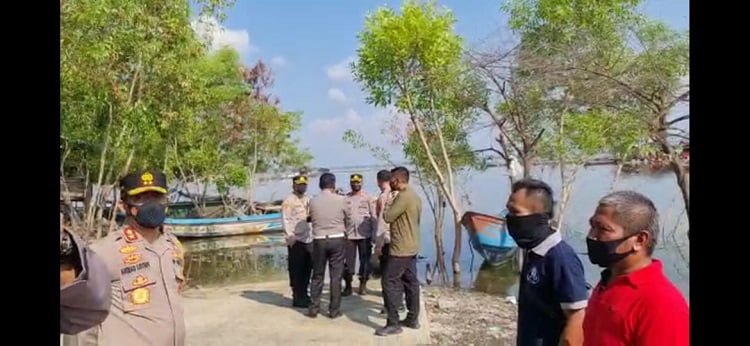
xmin=461 ymin=211 xmax=518 ymax=266
xmin=164 ymin=213 xmax=283 ymax=238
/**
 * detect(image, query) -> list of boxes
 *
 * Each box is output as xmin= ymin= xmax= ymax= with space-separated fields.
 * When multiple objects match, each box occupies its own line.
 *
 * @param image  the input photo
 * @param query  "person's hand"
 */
xmin=375 ymin=246 xmax=383 ymax=258
xmin=285 ymin=235 xmax=296 ymax=247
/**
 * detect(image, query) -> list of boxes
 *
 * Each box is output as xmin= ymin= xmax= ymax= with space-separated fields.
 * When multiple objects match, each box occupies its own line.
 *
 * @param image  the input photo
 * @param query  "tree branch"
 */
xmin=667 ymin=114 xmax=689 ymax=126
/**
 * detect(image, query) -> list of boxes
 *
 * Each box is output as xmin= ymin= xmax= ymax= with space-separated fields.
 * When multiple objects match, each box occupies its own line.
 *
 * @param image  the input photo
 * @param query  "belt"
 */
xmin=313 ymin=233 xmax=345 ymax=240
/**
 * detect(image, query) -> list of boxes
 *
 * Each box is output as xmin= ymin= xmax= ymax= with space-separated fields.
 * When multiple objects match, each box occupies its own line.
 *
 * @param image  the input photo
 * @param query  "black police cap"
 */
xmin=120 ymin=170 xmax=168 ymax=196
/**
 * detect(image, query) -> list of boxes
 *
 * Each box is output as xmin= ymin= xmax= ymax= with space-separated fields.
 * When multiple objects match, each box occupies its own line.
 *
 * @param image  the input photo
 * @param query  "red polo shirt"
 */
xmin=583 ymin=260 xmax=689 ymax=346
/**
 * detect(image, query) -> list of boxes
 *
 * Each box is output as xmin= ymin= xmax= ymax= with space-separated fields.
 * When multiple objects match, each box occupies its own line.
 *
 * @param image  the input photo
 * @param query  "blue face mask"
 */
xmin=130 ymin=201 xmax=166 ymax=228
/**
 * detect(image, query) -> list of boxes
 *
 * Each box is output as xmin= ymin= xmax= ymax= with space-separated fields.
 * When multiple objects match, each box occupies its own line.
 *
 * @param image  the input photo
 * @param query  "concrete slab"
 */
xmin=183 ymin=279 xmax=431 ymax=346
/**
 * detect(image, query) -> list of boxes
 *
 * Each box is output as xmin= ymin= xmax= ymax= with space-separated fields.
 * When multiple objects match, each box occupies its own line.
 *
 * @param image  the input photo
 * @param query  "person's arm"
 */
xmin=383 ymin=192 xmax=407 ymax=224
xmin=560 ymin=309 xmax=585 ymax=346
xmin=281 ymin=198 xmax=296 ymax=246
xmin=552 ymin=250 xmax=590 ymax=346
xmin=632 ymin=294 xmax=689 ymax=346
xmin=369 ymin=196 xmax=378 ymax=241
xmin=60 ymin=234 xmax=113 ymax=335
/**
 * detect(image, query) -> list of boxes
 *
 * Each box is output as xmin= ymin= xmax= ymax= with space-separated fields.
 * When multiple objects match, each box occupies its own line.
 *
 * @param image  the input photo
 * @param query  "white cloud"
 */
xmin=310 ymin=109 xmax=362 ymax=135
xmin=300 ymin=106 xmax=413 ymax=167
xmin=191 ymin=16 xmax=256 ymax=56
xmin=327 ymin=88 xmax=348 ymax=104
xmin=326 ymin=56 xmax=355 ymax=82
xmin=271 ymin=56 xmax=287 ymax=67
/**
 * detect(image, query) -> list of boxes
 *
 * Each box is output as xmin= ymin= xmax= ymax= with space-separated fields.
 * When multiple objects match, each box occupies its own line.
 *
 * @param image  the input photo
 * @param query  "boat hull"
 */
xmin=164 ymin=213 xmax=283 ymax=238
xmin=461 ymin=211 xmax=518 ymax=266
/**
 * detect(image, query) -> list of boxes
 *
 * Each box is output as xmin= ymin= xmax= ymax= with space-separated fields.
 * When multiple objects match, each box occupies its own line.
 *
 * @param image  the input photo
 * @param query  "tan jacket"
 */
xmin=281 ymin=193 xmax=312 ymax=244
xmin=345 ymin=191 xmax=377 ymax=240
xmin=309 ymin=190 xmax=353 ymax=238
xmin=375 ymin=189 xmax=398 ymax=249
xmin=73 ymin=226 xmax=186 ymax=346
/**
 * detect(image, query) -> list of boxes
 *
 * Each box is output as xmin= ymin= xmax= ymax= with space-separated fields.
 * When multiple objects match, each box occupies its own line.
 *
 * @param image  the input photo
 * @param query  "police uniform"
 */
xmin=308 ymin=188 xmax=353 ymax=317
xmin=74 ymin=170 xmax=186 ymax=346
xmin=343 ymin=174 xmax=377 ymax=295
xmin=281 ymin=175 xmax=313 ymax=307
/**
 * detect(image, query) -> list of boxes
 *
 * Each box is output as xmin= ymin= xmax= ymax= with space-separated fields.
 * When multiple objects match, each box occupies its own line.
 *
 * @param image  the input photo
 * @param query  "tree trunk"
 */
xmin=433 ymin=191 xmax=447 ymax=284
xmin=521 ymin=155 xmax=532 ymax=179
xmin=451 ymin=212 xmax=462 ymax=288
xmin=671 ymin=159 xmax=690 ymax=238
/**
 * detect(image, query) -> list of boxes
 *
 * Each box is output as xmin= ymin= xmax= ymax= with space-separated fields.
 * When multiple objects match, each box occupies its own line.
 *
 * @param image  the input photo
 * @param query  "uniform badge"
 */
xmin=119 ymin=244 xmax=137 ymax=254
xmin=123 ymin=228 xmax=139 ymax=242
xmin=526 ymin=266 xmax=540 ymax=285
xmin=132 ymin=275 xmax=149 ymax=287
xmin=131 ymin=287 xmax=151 ymax=305
xmin=141 ymin=172 xmax=154 ymax=186
xmin=123 ymin=253 xmax=142 ymax=265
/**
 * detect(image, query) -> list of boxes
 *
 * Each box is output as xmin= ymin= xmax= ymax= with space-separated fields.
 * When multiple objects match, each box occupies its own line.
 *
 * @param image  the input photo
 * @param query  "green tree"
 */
xmin=61 ymin=0 xmax=234 ymax=235
xmin=61 ymin=0 xmax=311 ymax=235
xmin=502 ymin=0 xmax=689 ymax=227
xmin=353 ymin=0 xmax=483 ymax=279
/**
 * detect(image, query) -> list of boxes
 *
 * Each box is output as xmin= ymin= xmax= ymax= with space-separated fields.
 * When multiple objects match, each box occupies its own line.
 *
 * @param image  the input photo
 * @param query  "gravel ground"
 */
xmin=424 ymin=286 xmax=517 ymax=345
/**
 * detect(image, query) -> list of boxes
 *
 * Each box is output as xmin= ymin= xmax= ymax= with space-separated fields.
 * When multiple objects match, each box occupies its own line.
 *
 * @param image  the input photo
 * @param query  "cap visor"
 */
xmin=127 ymin=186 xmax=168 ymax=196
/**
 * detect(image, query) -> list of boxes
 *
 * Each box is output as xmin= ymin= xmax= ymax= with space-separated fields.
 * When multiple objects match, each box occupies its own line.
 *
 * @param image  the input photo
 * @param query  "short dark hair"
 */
xmin=390 ymin=166 xmax=410 ymax=182
xmin=598 ymin=191 xmax=660 ymax=255
xmin=319 ymin=173 xmax=336 ymax=190
xmin=376 ymin=170 xmax=391 ymax=182
xmin=511 ymin=178 xmax=555 ymax=218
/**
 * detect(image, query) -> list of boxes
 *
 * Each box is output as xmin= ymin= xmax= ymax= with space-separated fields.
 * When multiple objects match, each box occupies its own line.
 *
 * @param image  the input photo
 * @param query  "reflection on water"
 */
xmin=182 ymin=233 xmax=288 ymax=288
xmin=471 ymin=260 xmax=521 ymax=297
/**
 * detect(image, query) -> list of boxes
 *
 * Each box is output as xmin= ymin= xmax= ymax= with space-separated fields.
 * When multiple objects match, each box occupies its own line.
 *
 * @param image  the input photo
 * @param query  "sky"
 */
xmin=196 ymin=0 xmax=689 ymax=168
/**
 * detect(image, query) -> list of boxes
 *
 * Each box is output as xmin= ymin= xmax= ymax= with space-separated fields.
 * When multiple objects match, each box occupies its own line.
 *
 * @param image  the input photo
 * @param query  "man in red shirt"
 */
xmin=583 ymin=191 xmax=689 ymax=346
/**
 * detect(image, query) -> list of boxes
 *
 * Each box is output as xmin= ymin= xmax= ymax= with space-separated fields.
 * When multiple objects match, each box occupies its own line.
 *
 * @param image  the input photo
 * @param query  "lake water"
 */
xmin=181 ymin=165 xmax=689 ymax=301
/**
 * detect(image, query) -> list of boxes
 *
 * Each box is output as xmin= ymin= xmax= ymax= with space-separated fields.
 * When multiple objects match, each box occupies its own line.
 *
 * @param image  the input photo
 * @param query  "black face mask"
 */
xmin=131 ymin=201 xmax=167 ymax=229
xmin=505 ymin=213 xmax=554 ymax=249
xmin=586 ymin=234 xmax=637 ymax=268
xmin=294 ymin=185 xmax=307 ymax=195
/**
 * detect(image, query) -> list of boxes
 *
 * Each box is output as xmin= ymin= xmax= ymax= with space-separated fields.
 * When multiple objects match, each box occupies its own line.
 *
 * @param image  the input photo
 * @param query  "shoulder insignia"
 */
xmin=123 ymin=228 xmax=139 ymax=242
xmin=130 ymin=287 xmax=151 ymax=305
xmin=132 ymin=275 xmax=149 ymax=287
xmin=122 ymin=253 xmax=142 ymax=265
xmin=119 ymin=244 xmax=137 ymax=254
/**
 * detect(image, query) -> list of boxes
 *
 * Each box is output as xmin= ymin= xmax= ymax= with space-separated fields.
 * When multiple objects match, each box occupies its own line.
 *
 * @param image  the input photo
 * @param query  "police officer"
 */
xmin=77 ymin=170 xmax=186 ymax=346
xmin=281 ymin=175 xmax=313 ymax=308
xmin=307 ymin=173 xmax=353 ymax=319
xmin=343 ymin=173 xmax=377 ymax=296
xmin=61 ymin=210 xmax=112 ymax=336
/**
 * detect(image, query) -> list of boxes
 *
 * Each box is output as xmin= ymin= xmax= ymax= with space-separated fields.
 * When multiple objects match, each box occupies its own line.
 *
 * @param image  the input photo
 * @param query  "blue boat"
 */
xmin=164 ymin=213 xmax=283 ymax=238
xmin=461 ymin=211 xmax=518 ymax=266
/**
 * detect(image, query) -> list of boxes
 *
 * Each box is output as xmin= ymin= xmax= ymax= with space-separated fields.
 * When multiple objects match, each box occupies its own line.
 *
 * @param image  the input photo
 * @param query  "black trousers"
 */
xmin=379 ymin=244 xmax=391 ymax=308
xmin=288 ymin=242 xmax=313 ymax=302
xmin=310 ymin=237 xmax=345 ymax=313
xmin=383 ymin=255 xmax=420 ymax=326
xmin=343 ymin=238 xmax=372 ymax=283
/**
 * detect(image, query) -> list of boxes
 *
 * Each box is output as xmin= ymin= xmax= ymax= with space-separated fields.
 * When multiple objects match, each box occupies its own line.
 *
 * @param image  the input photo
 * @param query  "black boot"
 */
xmin=342 ymin=280 xmax=352 ymax=297
xmin=358 ymin=280 xmax=368 ymax=295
